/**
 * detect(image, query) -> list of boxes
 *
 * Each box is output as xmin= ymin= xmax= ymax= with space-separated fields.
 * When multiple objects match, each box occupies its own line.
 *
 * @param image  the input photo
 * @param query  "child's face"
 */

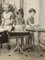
xmin=17 ymin=14 xmax=22 ymax=19
xmin=4 ymin=7 xmax=8 ymax=11
xmin=29 ymin=12 xmax=35 ymax=17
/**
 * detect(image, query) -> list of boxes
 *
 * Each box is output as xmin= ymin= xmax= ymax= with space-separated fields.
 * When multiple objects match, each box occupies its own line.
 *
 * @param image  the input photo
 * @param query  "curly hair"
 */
xmin=8 ymin=4 xmax=15 ymax=12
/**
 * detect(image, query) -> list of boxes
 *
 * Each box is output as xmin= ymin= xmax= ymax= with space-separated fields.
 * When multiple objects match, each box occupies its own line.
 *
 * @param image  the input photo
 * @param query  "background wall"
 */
xmin=3 ymin=0 xmax=20 ymax=10
xmin=40 ymin=0 xmax=45 ymax=28
xmin=39 ymin=0 xmax=45 ymax=48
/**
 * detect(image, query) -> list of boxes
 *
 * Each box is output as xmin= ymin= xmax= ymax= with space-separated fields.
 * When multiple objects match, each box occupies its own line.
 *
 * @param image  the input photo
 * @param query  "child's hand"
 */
xmin=33 ymin=24 xmax=40 ymax=28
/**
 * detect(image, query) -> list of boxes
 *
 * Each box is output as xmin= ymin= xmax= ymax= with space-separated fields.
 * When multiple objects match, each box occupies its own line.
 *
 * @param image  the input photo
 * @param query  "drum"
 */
xmin=0 ymin=27 xmax=9 ymax=43
xmin=0 ymin=31 xmax=8 ymax=43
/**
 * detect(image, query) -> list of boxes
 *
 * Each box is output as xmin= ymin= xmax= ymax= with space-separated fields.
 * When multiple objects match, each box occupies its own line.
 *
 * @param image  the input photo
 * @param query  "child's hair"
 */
xmin=16 ymin=9 xmax=24 ymax=18
xmin=29 ymin=8 xmax=36 ymax=13
xmin=8 ymin=4 xmax=15 ymax=12
xmin=16 ymin=9 xmax=23 ymax=14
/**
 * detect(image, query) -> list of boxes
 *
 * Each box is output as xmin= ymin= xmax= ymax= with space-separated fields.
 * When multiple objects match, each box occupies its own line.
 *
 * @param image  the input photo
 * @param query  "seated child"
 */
xmin=25 ymin=8 xmax=37 ymax=50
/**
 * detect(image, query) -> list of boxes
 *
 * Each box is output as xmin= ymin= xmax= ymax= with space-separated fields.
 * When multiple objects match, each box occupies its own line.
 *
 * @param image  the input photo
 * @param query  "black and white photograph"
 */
xmin=0 ymin=0 xmax=45 ymax=60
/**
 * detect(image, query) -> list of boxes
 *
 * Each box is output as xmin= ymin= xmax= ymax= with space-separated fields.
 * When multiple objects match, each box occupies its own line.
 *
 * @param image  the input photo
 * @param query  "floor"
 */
xmin=0 ymin=39 xmax=45 ymax=60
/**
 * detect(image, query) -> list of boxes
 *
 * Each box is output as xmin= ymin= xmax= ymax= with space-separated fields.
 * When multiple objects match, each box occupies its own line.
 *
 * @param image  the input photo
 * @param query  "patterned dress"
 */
xmin=1 ymin=11 xmax=13 ymax=32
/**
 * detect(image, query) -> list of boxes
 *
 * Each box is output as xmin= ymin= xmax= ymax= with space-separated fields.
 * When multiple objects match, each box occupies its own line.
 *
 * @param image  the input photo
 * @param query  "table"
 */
xmin=9 ymin=29 xmax=45 ymax=56
xmin=9 ymin=31 xmax=30 ymax=56
xmin=26 ymin=28 xmax=45 ymax=56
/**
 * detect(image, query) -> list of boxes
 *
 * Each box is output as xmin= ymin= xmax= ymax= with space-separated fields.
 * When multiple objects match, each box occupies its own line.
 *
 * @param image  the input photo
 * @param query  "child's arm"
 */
xmin=1 ymin=14 xmax=5 ymax=27
xmin=33 ymin=24 xmax=40 ymax=28
xmin=10 ymin=13 xmax=14 ymax=24
xmin=27 ymin=19 xmax=34 ymax=28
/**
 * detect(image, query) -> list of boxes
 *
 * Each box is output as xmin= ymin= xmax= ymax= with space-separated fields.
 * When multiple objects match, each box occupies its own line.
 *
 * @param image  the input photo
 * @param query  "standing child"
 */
xmin=1 ymin=3 xmax=14 ymax=50
xmin=13 ymin=9 xmax=25 ymax=50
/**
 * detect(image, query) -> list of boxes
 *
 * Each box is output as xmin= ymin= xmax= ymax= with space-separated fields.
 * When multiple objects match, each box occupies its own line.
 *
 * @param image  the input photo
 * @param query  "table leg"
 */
xmin=9 ymin=46 xmax=18 ymax=56
xmin=9 ymin=36 xmax=28 ymax=57
xmin=19 ymin=46 xmax=27 ymax=56
xmin=7 ymin=33 xmax=11 ymax=50
xmin=37 ymin=32 xmax=43 ymax=56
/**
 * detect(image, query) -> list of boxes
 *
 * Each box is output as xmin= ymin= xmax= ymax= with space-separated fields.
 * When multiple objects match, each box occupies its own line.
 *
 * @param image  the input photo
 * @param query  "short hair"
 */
xmin=16 ymin=10 xmax=20 ymax=14
xmin=29 ymin=8 xmax=36 ymax=13
xmin=16 ymin=9 xmax=24 ymax=14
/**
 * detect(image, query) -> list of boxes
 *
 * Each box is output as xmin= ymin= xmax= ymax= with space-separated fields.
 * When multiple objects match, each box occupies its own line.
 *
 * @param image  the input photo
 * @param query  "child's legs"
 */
xmin=21 ymin=37 xmax=24 ymax=47
xmin=28 ymin=33 xmax=32 ymax=48
xmin=16 ymin=37 xmax=18 ymax=46
xmin=25 ymin=36 xmax=29 ymax=48
xmin=32 ymin=33 xmax=35 ymax=47
xmin=7 ymin=32 xmax=11 ymax=50
xmin=25 ymin=25 xmax=32 ymax=48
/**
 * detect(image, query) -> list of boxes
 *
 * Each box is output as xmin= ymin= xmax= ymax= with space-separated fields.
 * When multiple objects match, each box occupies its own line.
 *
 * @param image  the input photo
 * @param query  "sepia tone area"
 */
xmin=0 ymin=0 xmax=45 ymax=60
